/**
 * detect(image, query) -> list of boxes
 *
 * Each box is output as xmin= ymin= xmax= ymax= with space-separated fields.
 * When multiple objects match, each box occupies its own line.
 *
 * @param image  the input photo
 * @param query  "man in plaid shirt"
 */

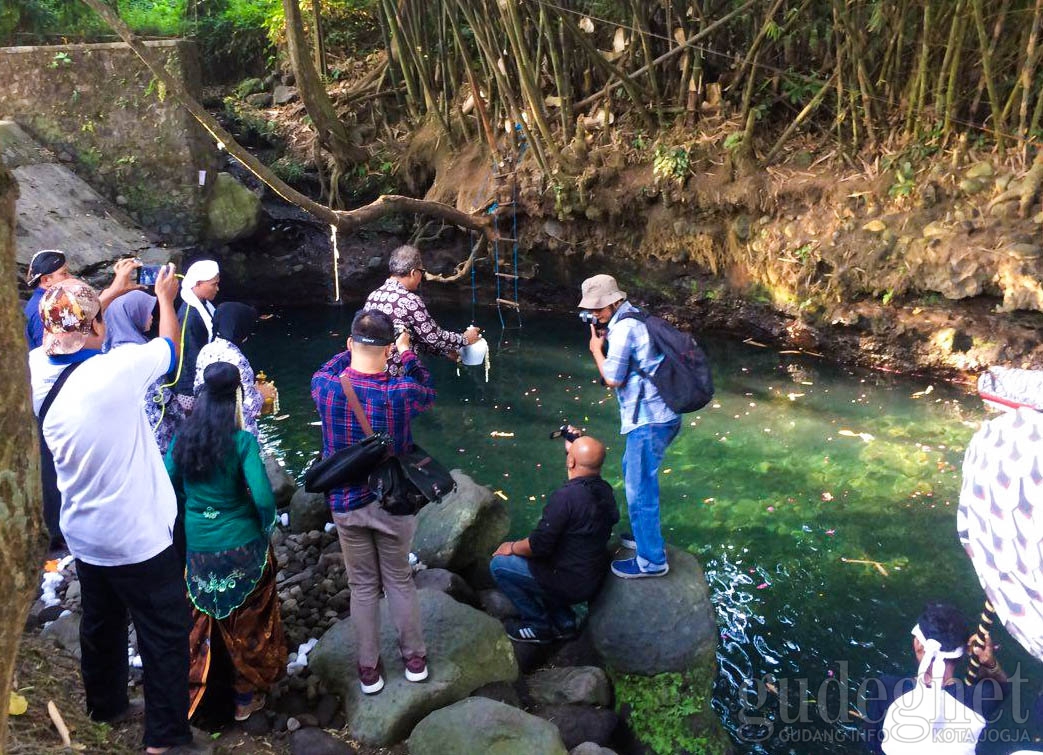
xmin=311 ymin=309 xmax=436 ymax=694
xmin=365 ymin=245 xmax=481 ymax=376
xmin=580 ymin=274 xmax=680 ymax=580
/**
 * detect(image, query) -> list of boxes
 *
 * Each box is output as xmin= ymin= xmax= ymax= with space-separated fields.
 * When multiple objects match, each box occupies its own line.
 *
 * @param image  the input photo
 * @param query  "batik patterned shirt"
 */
xmin=311 ymin=349 xmax=436 ymax=513
xmin=365 ymin=278 xmax=467 ymax=376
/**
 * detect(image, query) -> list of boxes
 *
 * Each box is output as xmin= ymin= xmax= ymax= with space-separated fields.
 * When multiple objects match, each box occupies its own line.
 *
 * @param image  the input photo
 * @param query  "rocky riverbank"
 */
xmin=18 ymin=465 xmax=728 ymax=755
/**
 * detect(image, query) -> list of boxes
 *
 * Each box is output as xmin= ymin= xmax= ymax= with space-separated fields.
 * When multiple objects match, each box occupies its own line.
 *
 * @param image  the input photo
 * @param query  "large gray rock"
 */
xmin=289 ymin=727 xmax=352 ymax=755
xmin=289 ymin=488 xmax=329 ymax=534
xmin=205 ymin=172 xmax=261 ymax=243
xmin=413 ymin=470 xmax=509 ymax=571
xmin=0 ymin=120 xmax=49 ymax=168
xmin=41 ymin=612 xmax=81 ymax=659
xmin=309 ymin=589 xmax=518 ymax=746
xmin=408 ymin=697 xmax=567 ymax=755
xmin=413 ymin=567 xmax=478 ymax=607
xmin=527 ymin=666 xmax=612 ymax=707
xmin=570 ymin=744 xmax=618 ymax=755
xmin=588 ymin=546 xmax=717 ymax=674
xmin=273 ymin=85 xmax=299 ymax=105
xmin=264 ymin=454 xmax=296 ymax=509
xmin=536 ymin=704 xmax=618 ymax=750
xmin=13 ymin=161 xmax=168 ymax=273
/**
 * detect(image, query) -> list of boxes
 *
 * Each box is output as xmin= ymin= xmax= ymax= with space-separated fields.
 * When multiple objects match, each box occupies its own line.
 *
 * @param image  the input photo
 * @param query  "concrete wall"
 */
xmin=0 ymin=40 xmax=218 ymax=245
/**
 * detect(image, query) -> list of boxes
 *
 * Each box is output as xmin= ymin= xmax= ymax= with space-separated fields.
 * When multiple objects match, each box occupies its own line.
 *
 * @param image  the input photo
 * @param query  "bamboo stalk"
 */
xmin=943 ymin=1 xmax=968 ymax=141
xmin=1019 ymin=0 xmax=1043 ymax=149
xmin=575 ymin=0 xmax=758 ymax=110
xmin=500 ymin=0 xmax=561 ymax=161
xmin=730 ymin=0 xmax=787 ymax=95
xmin=542 ymin=6 xmax=573 ymax=139
xmin=971 ymin=0 xmax=1006 ymax=149
xmin=629 ymin=0 xmax=663 ymax=125
xmin=765 ymin=70 xmax=839 ymax=164
xmin=934 ymin=0 xmax=964 ymax=113
xmin=558 ymin=9 xmax=654 ymax=131
xmin=969 ymin=0 xmax=1010 ymax=121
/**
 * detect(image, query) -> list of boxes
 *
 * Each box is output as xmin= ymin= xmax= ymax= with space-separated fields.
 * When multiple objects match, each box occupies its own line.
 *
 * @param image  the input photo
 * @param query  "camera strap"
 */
xmin=339 ymin=373 xmax=375 ymax=438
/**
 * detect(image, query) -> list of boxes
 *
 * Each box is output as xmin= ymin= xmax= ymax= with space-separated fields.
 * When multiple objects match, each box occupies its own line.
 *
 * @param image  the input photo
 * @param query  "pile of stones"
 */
xmin=29 ymin=463 xmax=727 ymax=754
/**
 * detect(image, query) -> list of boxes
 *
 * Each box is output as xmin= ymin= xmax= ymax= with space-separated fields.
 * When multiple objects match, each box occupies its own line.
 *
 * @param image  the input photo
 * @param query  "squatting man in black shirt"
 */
xmin=489 ymin=435 xmax=620 ymax=644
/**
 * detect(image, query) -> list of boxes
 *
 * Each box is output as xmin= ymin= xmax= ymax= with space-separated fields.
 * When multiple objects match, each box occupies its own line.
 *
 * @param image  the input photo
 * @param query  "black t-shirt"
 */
xmin=527 ymin=475 xmax=620 ymax=604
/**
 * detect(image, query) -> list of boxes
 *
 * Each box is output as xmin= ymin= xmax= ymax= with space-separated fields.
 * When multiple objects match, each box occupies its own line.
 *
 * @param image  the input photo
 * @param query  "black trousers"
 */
xmin=76 ymin=546 xmax=193 ymax=749
xmin=38 ymin=430 xmax=64 ymax=549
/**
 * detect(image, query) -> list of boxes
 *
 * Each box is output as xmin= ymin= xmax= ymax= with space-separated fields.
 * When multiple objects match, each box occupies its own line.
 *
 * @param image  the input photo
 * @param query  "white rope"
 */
xmin=330 ymin=224 xmax=341 ymax=303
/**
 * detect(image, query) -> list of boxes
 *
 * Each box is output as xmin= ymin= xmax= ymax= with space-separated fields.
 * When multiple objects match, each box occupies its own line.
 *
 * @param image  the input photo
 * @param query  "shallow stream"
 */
xmin=249 ymin=303 xmax=1040 ymax=754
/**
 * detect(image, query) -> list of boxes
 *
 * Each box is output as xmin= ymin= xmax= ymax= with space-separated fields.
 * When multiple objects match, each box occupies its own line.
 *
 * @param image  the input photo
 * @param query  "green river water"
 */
xmin=248 ymin=303 xmax=1041 ymax=754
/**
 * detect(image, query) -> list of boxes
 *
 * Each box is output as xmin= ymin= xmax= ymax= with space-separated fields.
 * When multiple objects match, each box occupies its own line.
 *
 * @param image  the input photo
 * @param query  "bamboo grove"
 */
xmin=351 ymin=0 xmax=1043 ymax=170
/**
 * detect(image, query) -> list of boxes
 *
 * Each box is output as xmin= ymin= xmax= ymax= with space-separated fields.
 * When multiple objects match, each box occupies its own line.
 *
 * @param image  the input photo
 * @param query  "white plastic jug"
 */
xmin=460 ymin=337 xmax=489 ymax=366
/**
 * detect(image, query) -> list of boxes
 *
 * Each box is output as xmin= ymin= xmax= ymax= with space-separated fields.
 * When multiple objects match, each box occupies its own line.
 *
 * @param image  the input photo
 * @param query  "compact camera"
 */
xmin=549 ymin=424 xmax=583 ymax=442
xmin=578 ymin=310 xmax=599 ymax=326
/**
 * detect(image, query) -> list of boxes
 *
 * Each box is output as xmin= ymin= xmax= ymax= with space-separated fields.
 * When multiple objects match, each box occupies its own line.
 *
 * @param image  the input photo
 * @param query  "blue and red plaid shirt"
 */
xmin=311 ymin=349 xmax=436 ymax=513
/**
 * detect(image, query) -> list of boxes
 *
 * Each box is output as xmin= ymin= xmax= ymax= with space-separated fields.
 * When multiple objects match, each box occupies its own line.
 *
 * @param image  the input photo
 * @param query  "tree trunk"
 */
xmin=0 ymin=165 xmax=44 ymax=748
xmin=310 ymin=0 xmax=327 ymax=79
xmin=282 ymin=0 xmax=366 ymax=177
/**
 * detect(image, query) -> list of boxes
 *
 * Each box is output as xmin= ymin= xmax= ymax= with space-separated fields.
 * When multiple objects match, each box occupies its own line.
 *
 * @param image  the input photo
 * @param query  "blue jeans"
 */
xmin=489 ymin=555 xmax=575 ymax=630
xmin=623 ymin=418 xmax=681 ymax=568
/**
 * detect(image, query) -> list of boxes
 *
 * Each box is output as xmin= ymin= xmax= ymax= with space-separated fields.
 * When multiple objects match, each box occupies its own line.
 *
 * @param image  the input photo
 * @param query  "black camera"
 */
xmin=549 ymin=424 xmax=583 ymax=442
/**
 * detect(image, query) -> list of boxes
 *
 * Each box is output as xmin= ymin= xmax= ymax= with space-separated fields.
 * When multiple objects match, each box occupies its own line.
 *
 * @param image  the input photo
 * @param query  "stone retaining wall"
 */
xmin=0 ymin=40 xmax=218 ymax=245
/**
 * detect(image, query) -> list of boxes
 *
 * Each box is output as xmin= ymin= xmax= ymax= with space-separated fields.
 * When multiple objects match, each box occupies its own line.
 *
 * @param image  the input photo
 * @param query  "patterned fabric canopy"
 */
xmin=958 ymin=372 xmax=1043 ymax=663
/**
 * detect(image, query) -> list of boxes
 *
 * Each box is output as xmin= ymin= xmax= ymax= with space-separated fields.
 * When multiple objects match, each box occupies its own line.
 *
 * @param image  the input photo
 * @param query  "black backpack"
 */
xmin=617 ymin=308 xmax=714 ymax=421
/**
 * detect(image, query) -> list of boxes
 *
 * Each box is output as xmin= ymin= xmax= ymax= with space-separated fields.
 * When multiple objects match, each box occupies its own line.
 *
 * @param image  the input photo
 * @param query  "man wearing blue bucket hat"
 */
xmin=365 ymin=245 xmax=481 ymax=376
xmin=580 ymin=273 xmax=681 ymax=579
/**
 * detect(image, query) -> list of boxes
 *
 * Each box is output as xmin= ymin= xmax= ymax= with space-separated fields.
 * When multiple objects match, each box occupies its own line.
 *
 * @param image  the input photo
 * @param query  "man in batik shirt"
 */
xmin=365 ymin=245 xmax=480 ymax=376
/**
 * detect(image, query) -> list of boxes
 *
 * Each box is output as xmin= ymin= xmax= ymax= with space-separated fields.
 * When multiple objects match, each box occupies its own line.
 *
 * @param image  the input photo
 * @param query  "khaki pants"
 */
xmin=333 ymin=505 xmax=426 ymax=670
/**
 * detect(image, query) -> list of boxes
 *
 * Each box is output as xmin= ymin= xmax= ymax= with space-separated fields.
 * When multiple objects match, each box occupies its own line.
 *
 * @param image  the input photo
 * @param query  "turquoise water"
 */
xmin=249 ymin=303 xmax=1040 ymax=754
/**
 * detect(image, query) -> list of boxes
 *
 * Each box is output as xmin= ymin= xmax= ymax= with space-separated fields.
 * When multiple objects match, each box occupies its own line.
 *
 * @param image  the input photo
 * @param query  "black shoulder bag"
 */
xmin=38 ymin=362 xmax=84 ymax=547
xmin=303 ymin=374 xmax=391 ymax=494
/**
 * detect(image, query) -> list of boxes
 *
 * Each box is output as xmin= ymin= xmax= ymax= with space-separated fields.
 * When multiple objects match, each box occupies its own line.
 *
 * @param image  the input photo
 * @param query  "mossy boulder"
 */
xmin=413 ymin=470 xmax=509 ymax=571
xmin=309 ymin=589 xmax=518 ymax=746
xmin=204 ymin=172 xmax=261 ymax=243
xmin=236 ymin=77 xmax=266 ymax=98
xmin=588 ymin=545 xmax=717 ymax=674
xmin=408 ymin=697 xmax=567 ymax=755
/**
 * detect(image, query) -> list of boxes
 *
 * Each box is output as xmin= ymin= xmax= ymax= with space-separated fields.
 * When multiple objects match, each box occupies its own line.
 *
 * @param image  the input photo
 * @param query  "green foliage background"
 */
xmin=0 ymin=0 xmax=378 ymax=80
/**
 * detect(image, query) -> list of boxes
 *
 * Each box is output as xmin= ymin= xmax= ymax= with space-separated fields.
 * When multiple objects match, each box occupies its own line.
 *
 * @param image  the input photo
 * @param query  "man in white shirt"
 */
xmin=29 ymin=265 xmax=194 ymax=754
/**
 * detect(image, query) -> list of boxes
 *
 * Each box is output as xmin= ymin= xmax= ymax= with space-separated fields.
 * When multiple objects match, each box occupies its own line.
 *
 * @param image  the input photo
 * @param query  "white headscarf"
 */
xmin=912 ymin=624 xmax=964 ymax=685
xmin=181 ymin=260 xmax=219 ymax=340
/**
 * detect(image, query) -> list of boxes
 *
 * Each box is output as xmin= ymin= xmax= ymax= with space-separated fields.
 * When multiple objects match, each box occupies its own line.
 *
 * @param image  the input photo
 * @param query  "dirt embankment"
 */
xmin=224 ymin=77 xmax=1043 ymax=381
xmin=408 ymin=120 xmax=1043 ymax=381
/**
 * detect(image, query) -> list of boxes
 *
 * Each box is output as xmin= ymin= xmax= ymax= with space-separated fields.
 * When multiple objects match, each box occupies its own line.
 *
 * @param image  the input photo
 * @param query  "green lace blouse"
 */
xmin=165 ymin=431 xmax=277 ymax=553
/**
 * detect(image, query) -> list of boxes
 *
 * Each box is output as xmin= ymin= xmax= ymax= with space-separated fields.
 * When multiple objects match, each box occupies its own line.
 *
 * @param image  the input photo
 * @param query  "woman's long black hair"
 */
xmin=172 ymin=361 xmax=241 ymax=481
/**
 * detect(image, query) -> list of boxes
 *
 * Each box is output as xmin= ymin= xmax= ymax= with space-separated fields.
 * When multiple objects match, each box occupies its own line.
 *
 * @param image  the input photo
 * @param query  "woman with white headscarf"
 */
xmin=103 ymin=290 xmax=184 ymax=453
xmin=174 ymin=259 xmax=220 ymax=411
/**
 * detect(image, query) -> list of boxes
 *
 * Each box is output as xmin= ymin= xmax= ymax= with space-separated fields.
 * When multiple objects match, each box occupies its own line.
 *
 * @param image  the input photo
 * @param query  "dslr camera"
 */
xmin=549 ymin=424 xmax=583 ymax=442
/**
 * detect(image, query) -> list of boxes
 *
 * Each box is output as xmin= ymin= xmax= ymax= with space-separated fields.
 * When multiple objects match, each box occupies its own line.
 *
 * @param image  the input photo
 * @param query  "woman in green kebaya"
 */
xmin=165 ymin=361 xmax=285 ymax=723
